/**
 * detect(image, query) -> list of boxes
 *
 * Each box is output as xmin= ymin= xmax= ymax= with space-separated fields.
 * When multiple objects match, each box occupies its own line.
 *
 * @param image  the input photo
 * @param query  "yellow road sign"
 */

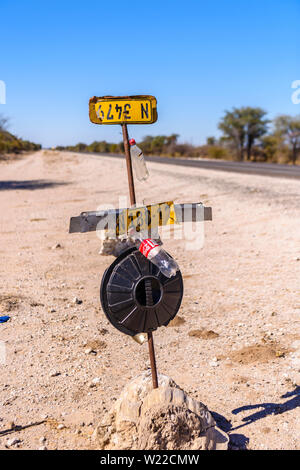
xmin=69 ymin=203 xmax=212 ymax=234
xmin=115 ymin=201 xmax=177 ymax=237
xmin=89 ymin=95 xmax=157 ymax=125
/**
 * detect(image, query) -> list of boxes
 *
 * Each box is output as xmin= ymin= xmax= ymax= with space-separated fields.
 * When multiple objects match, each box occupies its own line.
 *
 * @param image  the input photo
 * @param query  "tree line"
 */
xmin=57 ymin=108 xmax=300 ymax=164
xmin=0 ymin=116 xmax=41 ymax=155
xmin=216 ymin=108 xmax=300 ymax=164
xmin=2 ymin=108 xmax=299 ymax=164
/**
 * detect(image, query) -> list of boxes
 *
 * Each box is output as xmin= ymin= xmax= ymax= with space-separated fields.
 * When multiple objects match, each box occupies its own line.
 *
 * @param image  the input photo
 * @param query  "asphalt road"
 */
xmin=86 ymin=152 xmax=300 ymax=180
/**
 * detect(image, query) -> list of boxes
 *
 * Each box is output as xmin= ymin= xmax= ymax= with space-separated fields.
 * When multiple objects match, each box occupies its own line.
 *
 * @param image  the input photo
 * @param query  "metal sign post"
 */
xmin=69 ymin=95 xmax=212 ymax=392
xmin=121 ymin=121 xmax=158 ymax=389
xmin=122 ymin=123 xmax=136 ymax=206
xmin=89 ymin=95 xmax=159 ymax=389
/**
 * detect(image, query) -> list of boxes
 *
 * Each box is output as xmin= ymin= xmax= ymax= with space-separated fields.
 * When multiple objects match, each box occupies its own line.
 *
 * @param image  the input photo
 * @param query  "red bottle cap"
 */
xmin=139 ymin=239 xmax=159 ymax=258
xmin=129 ymin=139 xmax=136 ymax=146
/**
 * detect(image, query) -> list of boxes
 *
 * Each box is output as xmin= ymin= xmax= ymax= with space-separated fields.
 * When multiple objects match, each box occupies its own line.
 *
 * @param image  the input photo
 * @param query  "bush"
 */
xmin=0 ymin=129 xmax=41 ymax=156
xmin=207 ymin=145 xmax=230 ymax=160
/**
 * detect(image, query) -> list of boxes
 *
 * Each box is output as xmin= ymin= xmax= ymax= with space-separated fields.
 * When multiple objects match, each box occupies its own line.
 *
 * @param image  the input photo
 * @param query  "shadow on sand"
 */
xmin=211 ymin=386 xmax=300 ymax=449
xmin=231 ymin=385 xmax=300 ymax=431
xmin=0 ymin=420 xmax=46 ymax=438
xmin=0 ymin=180 xmax=69 ymax=191
xmin=211 ymin=411 xmax=249 ymax=450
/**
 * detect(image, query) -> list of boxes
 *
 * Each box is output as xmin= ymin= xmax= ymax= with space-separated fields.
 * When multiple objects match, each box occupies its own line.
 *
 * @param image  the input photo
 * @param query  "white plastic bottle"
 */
xmin=129 ymin=139 xmax=149 ymax=181
xmin=137 ymin=238 xmax=179 ymax=278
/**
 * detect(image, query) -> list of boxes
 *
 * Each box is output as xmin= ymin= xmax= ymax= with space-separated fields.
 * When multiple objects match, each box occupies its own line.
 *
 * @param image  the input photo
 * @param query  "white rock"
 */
xmin=92 ymin=377 xmax=101 ymax=385
xmin=209 ymin=361 xmax=219 ymax=367
xmin=92 ymin=371 xmax=229 ymax=450
xmin=7 ymin=438 xmax=21 ymax=447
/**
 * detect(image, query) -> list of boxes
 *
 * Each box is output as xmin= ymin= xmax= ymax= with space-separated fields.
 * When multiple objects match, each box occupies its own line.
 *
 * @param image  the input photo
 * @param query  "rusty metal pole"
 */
xmin=147 ymin=332 xmax=158 ymax=388
xmin=121 ymin=123 xmax=158 ymax=389
xmin=122 ymin=123 xmax=136 ymax=206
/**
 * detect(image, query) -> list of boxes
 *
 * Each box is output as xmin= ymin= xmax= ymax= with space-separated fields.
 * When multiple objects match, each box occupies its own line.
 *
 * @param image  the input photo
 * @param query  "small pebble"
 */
xmin=210 ymin=362 xmax=219 ymax=367
xmin=51 ymin=243 xmax=62 ymax=250
xmin=92 ymin=377 xmax=101 ymax=385
xmin=49 ymin=371 xmax=61 ymax=377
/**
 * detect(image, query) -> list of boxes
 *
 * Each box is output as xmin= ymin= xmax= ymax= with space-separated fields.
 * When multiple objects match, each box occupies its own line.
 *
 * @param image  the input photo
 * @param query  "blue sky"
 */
xmin=0 ymin=0 xmax=299 ymax=147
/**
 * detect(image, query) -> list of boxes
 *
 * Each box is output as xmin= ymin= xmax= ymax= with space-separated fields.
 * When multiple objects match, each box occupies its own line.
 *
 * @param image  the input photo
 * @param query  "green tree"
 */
xmin=138 ymin=135 xmax=154 ymax=154
xmin=150 ymin=135 xmax=168 ymax=154
xmin=219 ymin=107 xmax=269 ymax=161
xmin=260 ymin=134 xmax=290 ymax=163
xmin=0 ymin=114 xmax=9 ymax=131
xmin=74 ymin=142 xmax=87 ymax=152
xmin=260 ymin=135 xmax=280 ymax=162
xmin=139 ymin=135 xmax=168 ymax=154
xmin=206 ymin=136 xmax=216 ymax=146
xmin=218 ymin=108 xmax=246 ymax=160
xmin=243 ymin=107 xmax=270 ymax=161
xmin=274 ymin=115 xmax=300 ymax=164
xmin=166 ymin=134 xmax=179 ymax=146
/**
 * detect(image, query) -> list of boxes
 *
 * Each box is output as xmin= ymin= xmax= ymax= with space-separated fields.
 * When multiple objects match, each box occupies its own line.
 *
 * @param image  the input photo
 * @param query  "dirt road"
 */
xmin=0 ymin=150 xmax=299 ymax=450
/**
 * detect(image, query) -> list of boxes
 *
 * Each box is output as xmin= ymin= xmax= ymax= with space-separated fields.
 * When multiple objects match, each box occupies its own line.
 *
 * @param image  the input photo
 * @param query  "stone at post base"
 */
xmin=92 ymin=371 xmax=229 ymax=450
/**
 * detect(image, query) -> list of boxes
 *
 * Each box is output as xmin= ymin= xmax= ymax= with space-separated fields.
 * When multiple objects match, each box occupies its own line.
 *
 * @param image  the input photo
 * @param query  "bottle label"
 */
xmin=139 ymin=239 xmax=159 ymax=258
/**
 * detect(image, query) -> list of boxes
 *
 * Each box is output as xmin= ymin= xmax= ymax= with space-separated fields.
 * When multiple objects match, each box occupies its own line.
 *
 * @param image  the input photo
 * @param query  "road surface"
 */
xmin=91 ymin=153 xmax=300 ymax=180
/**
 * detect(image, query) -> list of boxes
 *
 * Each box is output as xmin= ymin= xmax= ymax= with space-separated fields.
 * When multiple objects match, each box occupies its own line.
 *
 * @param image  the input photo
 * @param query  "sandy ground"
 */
xmin=0 ymin=150 xmax=299 ymax=450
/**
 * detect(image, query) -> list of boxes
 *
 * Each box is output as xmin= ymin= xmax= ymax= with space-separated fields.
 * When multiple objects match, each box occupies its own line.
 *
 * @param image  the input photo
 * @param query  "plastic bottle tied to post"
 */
xmin=137 ymin=238 xmax=179 ymax=278
xmin=129 ymin=139 xmax=149 ymax=181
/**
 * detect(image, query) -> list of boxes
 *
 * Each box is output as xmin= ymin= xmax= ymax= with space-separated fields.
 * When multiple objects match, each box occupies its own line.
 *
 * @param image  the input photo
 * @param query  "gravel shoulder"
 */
xmin=0 ymin=150 xmax=299 ymax=450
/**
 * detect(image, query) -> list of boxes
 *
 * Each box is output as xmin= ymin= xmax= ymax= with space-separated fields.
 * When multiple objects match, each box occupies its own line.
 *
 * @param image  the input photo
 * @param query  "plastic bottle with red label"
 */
xmin=129 ymin=139 xmax=149 ymax=182
xmin=137 ymin=238 xmax=179 ymax=278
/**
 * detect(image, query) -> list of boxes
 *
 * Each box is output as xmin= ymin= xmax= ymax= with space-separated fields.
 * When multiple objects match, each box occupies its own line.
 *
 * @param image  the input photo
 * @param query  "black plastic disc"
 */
xmin=100 ymin=247 xmax=183 ymax=336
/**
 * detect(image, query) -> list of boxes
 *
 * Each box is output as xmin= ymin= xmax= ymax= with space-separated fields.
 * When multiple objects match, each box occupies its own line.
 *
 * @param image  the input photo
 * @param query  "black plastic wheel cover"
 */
xmin=100 ymin=247 xmax=183 ymax=336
